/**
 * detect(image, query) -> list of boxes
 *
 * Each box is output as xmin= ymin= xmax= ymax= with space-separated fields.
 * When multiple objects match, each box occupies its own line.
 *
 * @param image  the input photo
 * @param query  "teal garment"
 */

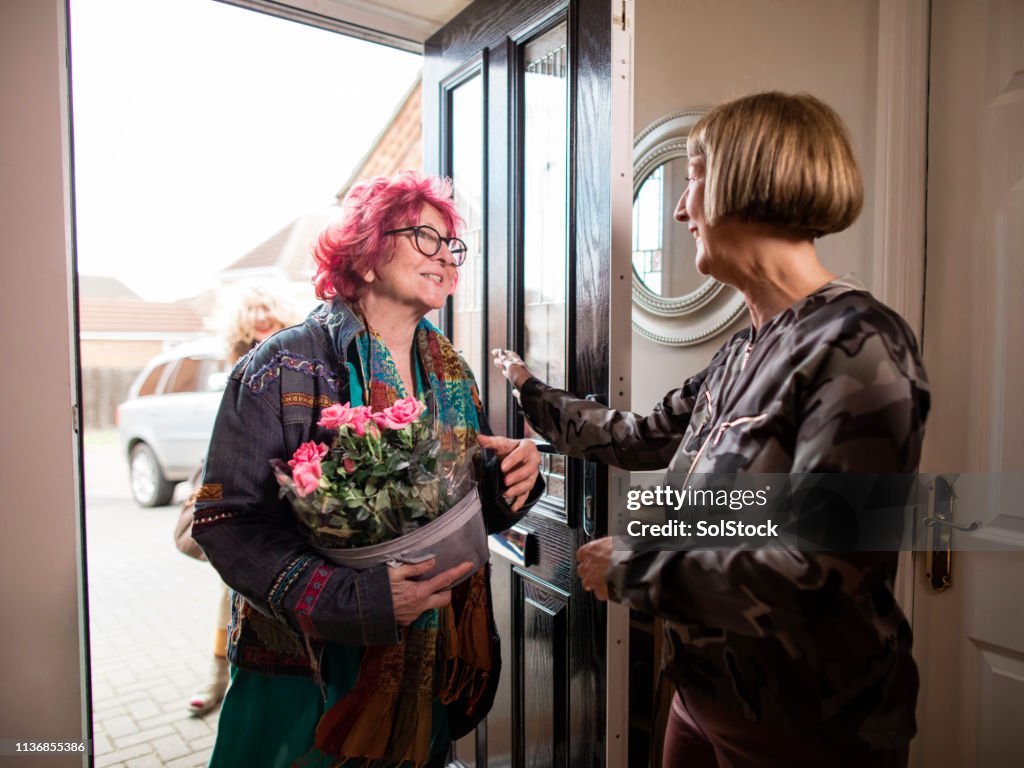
xmin=350 ymin=331 xmax=426 ymax=401
xmin=209 ymin=644 xmax=450 ymax=768
xmin=209 ymin=343 xmax=448 ymax=768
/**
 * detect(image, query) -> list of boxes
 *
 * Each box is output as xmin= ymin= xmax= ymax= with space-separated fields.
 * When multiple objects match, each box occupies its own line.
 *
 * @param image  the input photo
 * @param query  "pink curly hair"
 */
xmin=312 ymin=171 xmax=463 ymax=301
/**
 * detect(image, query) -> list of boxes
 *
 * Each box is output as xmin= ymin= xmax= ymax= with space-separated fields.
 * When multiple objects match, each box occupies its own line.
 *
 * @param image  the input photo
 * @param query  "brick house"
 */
xmin=336 ymin=77 xmax=422 ymax=199
xmin=78 ymin=276 xmax=208 ymax=429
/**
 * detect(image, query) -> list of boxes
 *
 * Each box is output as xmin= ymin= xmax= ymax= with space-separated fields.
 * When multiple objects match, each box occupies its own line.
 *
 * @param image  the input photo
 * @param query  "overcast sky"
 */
xmin=69 ymin=0 xmax=421 ymax=302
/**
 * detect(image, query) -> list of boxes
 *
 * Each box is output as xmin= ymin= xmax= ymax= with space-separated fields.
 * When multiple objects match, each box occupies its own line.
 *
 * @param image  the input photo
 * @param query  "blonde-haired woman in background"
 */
xmin=178 ymin=280 xmax=302 ymax=715
xmin=219 ymin=281 xmax=303 ymax=364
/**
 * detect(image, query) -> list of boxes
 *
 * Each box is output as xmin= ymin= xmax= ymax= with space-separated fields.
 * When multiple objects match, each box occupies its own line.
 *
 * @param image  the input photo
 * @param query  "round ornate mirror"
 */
xmin=632 ymin=110 xmax=747 ymax=346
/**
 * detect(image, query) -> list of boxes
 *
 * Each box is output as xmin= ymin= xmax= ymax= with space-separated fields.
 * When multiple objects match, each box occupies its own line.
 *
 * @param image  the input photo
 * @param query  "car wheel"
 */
xmin=129 ymin=442 xmax=176 ymax=507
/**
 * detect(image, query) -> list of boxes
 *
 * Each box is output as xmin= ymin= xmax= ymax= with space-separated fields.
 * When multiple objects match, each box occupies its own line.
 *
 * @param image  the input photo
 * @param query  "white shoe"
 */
xmin=188 ymin=656 xmax=229 ymax=716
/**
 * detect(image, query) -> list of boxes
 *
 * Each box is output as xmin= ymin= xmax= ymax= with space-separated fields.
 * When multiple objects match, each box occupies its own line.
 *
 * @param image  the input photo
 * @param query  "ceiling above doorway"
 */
xmin=220 ymin=0 xmax=475 ymax=50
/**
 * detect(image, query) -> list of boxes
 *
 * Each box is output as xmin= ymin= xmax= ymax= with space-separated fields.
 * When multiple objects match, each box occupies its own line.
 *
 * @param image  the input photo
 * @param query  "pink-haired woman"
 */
xmin=192 ymin=171 xmax=542 ymax=767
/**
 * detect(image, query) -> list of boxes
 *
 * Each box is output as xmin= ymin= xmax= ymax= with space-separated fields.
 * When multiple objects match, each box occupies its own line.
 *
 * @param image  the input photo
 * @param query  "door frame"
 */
xmin=870 ymin=0 xmax=929 ymax=620
xmin=605 ymin=1 xmax=635 ymax=765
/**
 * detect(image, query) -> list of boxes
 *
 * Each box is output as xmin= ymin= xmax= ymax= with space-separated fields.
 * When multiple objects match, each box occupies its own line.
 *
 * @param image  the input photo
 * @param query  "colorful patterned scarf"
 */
xmin=310 ymin=319 xmax=492 ymax=768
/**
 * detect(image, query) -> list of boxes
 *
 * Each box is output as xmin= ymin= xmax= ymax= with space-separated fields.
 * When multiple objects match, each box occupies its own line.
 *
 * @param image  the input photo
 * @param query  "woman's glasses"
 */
xmin=384 ymin=225 xmax=469 ymax=266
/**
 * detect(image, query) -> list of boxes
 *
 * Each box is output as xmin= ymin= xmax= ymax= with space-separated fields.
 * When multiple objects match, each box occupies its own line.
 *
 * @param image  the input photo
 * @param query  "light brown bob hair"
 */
xmin=686 ymin=92 xmax=863 ymax=237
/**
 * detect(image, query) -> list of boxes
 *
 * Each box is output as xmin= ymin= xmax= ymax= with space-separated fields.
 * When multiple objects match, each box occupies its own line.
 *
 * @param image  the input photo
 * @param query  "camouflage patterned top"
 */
xmin=518 ymin=276 xmax=930 ymax=751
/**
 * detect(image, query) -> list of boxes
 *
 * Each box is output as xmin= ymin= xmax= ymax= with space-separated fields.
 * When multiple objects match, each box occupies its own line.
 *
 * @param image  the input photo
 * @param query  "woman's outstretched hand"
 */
xmin=491 ymin=348 xmax=534 ymax=397
xmin=477 ymin=434 xmax=541 ymax=513
xmin=576 ymin=537 xmax=614 ymax=601
xmin=388 ymin=559 xmax=475 ymax=626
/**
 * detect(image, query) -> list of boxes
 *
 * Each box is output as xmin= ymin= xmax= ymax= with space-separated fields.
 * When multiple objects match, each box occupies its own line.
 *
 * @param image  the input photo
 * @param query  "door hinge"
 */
xmin=614 ymin=0 xmax=628 ymax=31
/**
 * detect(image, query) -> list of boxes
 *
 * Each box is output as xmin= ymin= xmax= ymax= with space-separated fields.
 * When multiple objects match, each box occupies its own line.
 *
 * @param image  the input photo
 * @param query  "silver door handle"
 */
xmin=924 ymin=475 xmax=978 ymax=593
xmin=922 ymin=517 xmax=979 ymax=532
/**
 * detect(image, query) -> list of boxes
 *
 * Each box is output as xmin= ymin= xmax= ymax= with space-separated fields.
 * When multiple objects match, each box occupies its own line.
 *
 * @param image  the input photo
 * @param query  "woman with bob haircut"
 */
xmin=493 ymin=92 xmax=929 ymax=766
xmin=193 ymin=170 xmax=543 ymax=767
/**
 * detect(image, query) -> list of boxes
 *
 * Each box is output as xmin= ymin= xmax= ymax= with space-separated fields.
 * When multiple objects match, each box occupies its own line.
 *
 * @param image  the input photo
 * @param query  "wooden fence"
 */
xmin=81 ymin=367 xmax=140 ymax=430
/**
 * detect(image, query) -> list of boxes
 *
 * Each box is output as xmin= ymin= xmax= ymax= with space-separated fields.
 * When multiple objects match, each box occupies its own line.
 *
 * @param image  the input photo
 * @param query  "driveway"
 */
xmin=84 ymin=431 xmax=220 ymax=767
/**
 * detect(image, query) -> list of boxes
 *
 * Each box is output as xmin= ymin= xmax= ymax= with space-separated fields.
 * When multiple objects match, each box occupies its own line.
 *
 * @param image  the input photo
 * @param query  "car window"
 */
xmin=137 ymin=362 xmax=168 ymax=397
xmin=165 ymin=356 xmax=205 ymax=394
xmin=202 ymin=358 xmax=230 ymax=391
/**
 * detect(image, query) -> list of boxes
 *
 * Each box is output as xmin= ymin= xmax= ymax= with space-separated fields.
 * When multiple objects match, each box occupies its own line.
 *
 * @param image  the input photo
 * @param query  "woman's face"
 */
xmin=673 ymin=155 xmax=715 ymax=276
xmin=365 ymin=203 xmax=459 ymax=315
xmin=249 ymin=304 xmax=284 ymax=342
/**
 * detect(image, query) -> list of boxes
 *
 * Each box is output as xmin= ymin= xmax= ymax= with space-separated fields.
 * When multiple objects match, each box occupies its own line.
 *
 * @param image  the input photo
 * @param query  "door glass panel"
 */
xmin=522 ymin=21 xmax=569 ymax=512
xmin=522 ymin=22 xmax=568 ymax=391
xmin=449 ymin=72 xmax=486 ymax=386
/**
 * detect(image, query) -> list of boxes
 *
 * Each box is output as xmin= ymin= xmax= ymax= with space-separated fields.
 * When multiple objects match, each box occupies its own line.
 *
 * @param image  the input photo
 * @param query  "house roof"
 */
xmin=215 ymin=77 xmax=423 ymax=292
xmin=78 ymin=298 xmax=205 ymax=334
xmin=220 ymin=210 xmax=337 ymax=283
xmin=336 ymin=77 xmax=422 ymax=200
xmin=78 ymin=274 xmax=143 ymax=301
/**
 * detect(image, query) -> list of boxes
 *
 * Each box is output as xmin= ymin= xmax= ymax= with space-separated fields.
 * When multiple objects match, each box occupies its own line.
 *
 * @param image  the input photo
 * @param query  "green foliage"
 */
xmin=280 ymin=416 xmax=452 ymax=549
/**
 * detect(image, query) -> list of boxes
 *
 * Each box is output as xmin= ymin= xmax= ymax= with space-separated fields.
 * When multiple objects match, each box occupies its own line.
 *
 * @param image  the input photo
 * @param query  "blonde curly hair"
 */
xmin=216 ymin=281 xmax=302 ymax=362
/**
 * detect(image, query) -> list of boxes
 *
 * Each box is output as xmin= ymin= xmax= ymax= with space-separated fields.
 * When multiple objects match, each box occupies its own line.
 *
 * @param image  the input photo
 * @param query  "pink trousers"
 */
xmin=662 ymin=691 xmax=909 ymax=768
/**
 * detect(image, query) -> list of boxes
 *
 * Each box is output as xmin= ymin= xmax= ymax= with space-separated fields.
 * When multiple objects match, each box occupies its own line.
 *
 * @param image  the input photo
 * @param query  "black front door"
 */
xmin=423 ymin=1 xmax=619 ymax=765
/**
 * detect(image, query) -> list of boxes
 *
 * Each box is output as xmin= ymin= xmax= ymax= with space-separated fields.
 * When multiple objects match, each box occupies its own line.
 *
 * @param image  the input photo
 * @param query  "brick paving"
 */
xmin=84 ymin=432 xmax=222 ymax=767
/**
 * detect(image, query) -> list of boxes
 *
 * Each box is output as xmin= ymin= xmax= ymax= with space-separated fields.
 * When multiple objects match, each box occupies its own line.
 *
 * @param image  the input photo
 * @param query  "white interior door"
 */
xmin=913 ymin=1 xmax=1024 ymax=766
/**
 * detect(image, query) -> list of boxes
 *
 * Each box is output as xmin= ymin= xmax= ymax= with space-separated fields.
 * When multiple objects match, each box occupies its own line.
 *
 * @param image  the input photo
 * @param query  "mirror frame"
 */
xmin=632 ymin=110 xmax=748 ymax=346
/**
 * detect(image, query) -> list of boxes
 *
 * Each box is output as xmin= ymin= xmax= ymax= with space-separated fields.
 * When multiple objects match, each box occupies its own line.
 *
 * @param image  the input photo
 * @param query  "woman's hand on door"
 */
xmin=491 ymin=348 xmax=535 ymax=396
xmin=576 ymin=537 xmax=614 ymax=601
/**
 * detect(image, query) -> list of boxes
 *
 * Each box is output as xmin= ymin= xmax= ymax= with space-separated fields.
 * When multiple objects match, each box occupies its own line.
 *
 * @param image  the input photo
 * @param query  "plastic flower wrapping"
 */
xmin=271 ymin=395 xmax=478 ymax=549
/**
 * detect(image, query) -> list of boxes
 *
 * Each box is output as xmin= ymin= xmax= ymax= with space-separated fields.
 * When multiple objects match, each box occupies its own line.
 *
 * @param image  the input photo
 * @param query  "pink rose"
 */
xmin=318 ymin=403 xmax=371 ymax=433
xmin=371 ymin=397 xmax=426 ymax=431
xmin=342 ymin=457 xmax=356 ymax=473
xmin=350 ymin=407 xmax=372 ymax=436
xmin=291 ymin=461 xmax=323 ymax=497
xmin=289 ymin=441 xmax=329 ymax=468
xmin=317 ymin=403 xmax=350 ymax=429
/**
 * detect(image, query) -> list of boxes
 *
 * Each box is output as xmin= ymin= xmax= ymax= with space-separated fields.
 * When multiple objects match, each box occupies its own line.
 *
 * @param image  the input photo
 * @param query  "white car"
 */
xmin=117 ymin=338 xmax=230 ymax=507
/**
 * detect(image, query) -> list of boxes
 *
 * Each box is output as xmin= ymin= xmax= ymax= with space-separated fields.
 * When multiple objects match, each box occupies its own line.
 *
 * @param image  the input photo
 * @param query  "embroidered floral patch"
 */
xmin=195 ymin=483 xmax=223 ymax=501
xmin=193 ymin=506 xmax=240 ymax=526
xmin=248 ymin=350 xmax=342 ymax=394
xmin=282 ymin=392 xmax=334 ymax=409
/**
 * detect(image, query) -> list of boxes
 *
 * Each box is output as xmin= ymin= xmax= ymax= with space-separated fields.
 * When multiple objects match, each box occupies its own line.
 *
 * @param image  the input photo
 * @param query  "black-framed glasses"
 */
xmin=384 ymin=224 xmax=469 ymax=266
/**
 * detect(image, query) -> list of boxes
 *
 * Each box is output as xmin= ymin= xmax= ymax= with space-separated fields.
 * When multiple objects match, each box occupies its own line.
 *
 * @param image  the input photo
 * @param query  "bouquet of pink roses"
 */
xmin=271 ymin=396 xmax=468 ymax=549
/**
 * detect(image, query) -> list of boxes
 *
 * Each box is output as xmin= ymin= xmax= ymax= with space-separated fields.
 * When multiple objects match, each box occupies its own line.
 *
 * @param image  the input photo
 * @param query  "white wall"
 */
xmin=631 ymin=0 xmax=881 ymax=410
xmin=0 ymin=0 xmax=87 ymax=759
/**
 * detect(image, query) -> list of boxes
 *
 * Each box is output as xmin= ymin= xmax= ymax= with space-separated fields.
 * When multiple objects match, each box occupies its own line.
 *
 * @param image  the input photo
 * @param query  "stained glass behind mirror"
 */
xmin=632 ymin=154 xmax=703 ymax=297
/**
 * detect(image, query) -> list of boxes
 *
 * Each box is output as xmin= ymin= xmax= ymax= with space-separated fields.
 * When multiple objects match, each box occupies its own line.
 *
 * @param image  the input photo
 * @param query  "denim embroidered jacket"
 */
xmin=192 ymin=300 xmax=537 ymax=700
